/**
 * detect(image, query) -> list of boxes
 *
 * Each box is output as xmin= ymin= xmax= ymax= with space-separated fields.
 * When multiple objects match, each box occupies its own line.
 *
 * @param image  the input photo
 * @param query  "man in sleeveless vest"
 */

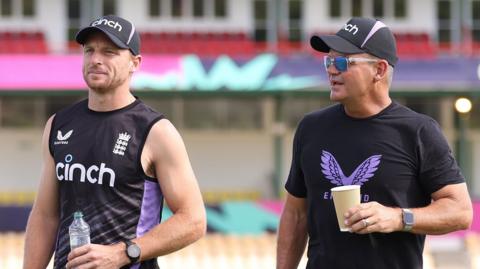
xmin=276 ymin=17 xmax=473 ymax=269
xmin=23 ymin=15 xmax=206 ymax=269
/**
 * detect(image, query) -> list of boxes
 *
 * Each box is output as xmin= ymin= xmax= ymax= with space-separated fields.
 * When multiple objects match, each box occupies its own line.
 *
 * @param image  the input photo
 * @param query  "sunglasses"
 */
xmin=323 ymin=56 xmax=379 ymax=72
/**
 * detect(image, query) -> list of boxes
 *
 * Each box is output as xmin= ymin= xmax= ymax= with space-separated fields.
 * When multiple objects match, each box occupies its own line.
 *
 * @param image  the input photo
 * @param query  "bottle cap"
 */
xmin=73 ymin=211 xmax=83 ymax=219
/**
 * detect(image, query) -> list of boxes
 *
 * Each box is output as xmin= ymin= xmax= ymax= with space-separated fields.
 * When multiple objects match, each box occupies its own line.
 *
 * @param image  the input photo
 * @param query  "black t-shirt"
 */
xmin=49 ymin=99 xmax=164 ymax=269
xmin=285 ymin=102 xmax=464 ymax=269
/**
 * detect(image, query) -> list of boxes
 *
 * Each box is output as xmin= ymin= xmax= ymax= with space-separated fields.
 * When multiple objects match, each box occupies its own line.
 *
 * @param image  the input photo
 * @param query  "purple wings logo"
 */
xmin=321 ymin=150 xmax=382 ymax=186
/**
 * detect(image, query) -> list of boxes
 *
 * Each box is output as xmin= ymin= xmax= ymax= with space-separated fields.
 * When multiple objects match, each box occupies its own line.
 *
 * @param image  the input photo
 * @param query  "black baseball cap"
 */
xmin=75 ymin=15 xmax=140 ymax=56
xmin=310 ymin=17 xmax=398 ymax=67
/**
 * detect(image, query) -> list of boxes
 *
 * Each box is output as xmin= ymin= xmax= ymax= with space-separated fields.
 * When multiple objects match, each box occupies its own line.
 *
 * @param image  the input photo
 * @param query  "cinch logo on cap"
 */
xmin=309 ymin=17 xmax=398 ymax=66
xmin=91 ymin=18 xmax=122 ymax=32
xmin=76 ymin=15 xmax=141 ymax=55
xmin=343 ymin=24 xmax=359 ymax=35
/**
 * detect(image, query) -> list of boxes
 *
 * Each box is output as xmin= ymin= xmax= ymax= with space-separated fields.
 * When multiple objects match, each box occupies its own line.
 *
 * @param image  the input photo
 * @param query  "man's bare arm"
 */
xmin=23 ymin=116 xmax=60 ymax=269
xmin=410 ymin=183 xmax=472 ymax=234
xmin=346 ymin=183 xmax=472 ymax=235
xmin=134 ymin=119 xmax=207 ymax=260
xmin=277 ymin=193 xmax=308 ymax=269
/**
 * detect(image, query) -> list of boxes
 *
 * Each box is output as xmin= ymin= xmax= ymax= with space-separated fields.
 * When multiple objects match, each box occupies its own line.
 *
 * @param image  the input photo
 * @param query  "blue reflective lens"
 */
xmin=323 ymin=56 xmax=349 ymax=72
xmin=334 ymin=57 xmax=348 ymax=71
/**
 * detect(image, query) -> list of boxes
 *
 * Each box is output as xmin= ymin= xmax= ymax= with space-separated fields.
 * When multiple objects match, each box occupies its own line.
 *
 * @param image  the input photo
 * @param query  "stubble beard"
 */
xmin=84 ymin=74 xmax=127 ymax=94
xmin=330 ymin=89 xmax=342 ymax=102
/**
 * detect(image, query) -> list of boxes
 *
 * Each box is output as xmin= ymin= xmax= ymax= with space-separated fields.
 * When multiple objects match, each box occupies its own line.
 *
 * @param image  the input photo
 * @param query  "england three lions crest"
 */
xmin=113 ymin=132 xmax=131 ymax=156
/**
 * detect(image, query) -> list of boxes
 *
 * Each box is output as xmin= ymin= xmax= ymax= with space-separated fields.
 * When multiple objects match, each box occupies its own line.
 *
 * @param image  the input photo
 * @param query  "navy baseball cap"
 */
xmin=75 ymin=15 xmax=140 ymax=56
xmin=310 ymin=17 xmax=398 ymax=67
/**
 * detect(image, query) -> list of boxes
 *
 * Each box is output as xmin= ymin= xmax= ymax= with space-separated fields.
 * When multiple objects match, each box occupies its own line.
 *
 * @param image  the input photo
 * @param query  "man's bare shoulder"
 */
xmin=148 ymin=118 xmax=180 ymax=140
xmin=144 ymin=118 xmax=186 ymax=161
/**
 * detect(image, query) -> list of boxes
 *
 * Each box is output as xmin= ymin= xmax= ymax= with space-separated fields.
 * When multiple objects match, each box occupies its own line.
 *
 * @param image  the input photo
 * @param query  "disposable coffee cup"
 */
xmin=331 ymin=185 xmax=361 ymax=232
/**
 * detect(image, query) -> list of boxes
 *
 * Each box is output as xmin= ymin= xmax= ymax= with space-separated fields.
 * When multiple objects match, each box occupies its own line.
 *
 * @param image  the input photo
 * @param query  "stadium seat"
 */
xmin=139 ymin=31 xmax=257 ymax=56
xmin=0 ymin=30 xmax=48 ymax=54
xmin=466 ymin=233 xmax=480 ymax=269
xmin=138 ymin=30 xmax=474 ymax=58
xmin=1 ymin=230 xmax=479 ymax=268
xmin=393 ymin=32 xmax=436 ymax=58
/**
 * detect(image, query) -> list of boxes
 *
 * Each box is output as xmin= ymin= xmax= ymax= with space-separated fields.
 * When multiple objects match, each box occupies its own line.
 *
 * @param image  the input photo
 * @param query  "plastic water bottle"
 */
xmin=69 ymin=211 xmax=90 ymax=250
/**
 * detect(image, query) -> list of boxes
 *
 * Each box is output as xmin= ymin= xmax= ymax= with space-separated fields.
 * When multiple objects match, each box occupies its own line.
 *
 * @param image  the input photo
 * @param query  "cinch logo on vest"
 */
xmin=343 ymin=23 xmax=359 ymax=35
xmin=56 ymin=154 xmax=116 ymax=187
xmin=91 ymin=18 xmax=122 ymax=32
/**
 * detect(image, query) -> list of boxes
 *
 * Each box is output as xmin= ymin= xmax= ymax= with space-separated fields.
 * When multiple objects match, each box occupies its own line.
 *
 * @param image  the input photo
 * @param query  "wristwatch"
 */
xmin=123 ymin=240 xmax=141 ymax=264
xmin=402 ymin=208 xmax=414 ymax=232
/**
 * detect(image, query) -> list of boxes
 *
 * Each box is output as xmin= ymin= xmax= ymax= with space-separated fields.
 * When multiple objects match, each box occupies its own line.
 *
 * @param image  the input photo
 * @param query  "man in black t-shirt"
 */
xmin=276 ymin=17 xmax=473 ymax=269
xmin=23 ymin=15 xmax=206 ymax=269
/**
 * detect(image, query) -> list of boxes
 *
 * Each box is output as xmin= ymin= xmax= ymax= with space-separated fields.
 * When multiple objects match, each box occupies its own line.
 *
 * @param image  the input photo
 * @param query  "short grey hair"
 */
xmin=386 ymin=65 xmax=394 ymax=87
xmin=365 ymin=54 xmax=394 ymax=87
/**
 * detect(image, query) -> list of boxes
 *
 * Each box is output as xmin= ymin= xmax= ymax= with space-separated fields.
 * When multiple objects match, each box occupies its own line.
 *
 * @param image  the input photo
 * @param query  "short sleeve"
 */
xmin=417 ymin=119 xmax=465 ymax=194
xmin=285 ymin=119 xmax=307 ymax=198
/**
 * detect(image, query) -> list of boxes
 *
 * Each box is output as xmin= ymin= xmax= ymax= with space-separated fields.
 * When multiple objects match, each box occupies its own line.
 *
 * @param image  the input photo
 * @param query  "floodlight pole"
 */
xmin=272 ymin=94 xmax=285 ymax=199
xmin=454 ymin=97 xmax=472 ymax=193
xmin=457 ymin=112 xmax=471 ymax=192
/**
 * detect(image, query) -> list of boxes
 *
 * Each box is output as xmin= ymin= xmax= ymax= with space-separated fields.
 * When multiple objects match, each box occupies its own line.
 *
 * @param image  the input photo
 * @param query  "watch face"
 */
xmin=127 ymin=244 xmax=141 ymax=258
xmin=404 ymin=211 xmax=414 ymax=225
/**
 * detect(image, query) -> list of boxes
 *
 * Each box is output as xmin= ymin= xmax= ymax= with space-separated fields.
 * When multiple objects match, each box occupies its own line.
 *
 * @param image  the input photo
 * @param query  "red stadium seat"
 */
xmin=139 ymin=30 xmax=255 ymax=56
xmin=472 ymin=42 xmax=480 ymax=55
xmin=0 ymin=30 xmax=49 ymax=54
xmin=393 ymin=32 xmax=436 ymax=58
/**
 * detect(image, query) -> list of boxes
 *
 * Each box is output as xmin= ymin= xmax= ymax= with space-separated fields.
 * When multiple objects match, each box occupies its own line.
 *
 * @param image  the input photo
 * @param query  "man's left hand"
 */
xmin=66 ymin=243 xmax=128 ymax=269
xmin=344 ymin=202 xmax=403 ymax=234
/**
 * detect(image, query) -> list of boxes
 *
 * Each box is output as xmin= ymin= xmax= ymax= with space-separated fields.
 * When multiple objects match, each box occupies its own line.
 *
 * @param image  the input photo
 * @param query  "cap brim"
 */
xmin=310 ymin=35 xmax=364 ymax=54
xmin=75 ymin=27 xmax=129 ymax=50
